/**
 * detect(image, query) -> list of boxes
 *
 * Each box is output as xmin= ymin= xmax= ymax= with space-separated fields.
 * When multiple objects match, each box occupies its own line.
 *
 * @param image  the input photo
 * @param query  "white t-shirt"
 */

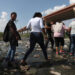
xmin=52 ymin=22 xmax=68 ymax=37
xmin=26 ymin=17 xmax=44 ymax=32
xmin=69 ymin=21 xmax=75 ymax=34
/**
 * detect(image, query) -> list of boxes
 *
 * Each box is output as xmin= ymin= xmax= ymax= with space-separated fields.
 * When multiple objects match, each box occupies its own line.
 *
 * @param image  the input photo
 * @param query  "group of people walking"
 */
xmin=3 ymin=12 xmax=75 ymax=66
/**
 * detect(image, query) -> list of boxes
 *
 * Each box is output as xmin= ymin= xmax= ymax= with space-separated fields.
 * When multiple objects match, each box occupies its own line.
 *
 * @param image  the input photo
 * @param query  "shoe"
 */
xmin=10 ymin=61 xmax=17 ymax=67
xmin=60 ymin=50 xmax=64 ymax=53
xmin=69 ymin=53 xmax=72 ymax=56
xmin=20 ymin=60 xmax=27 ymax=66
xmin=51 ymin=46 xmax=54 ymax=49
xmin=56 ymin=52 xmax=58 ymax=55
xmin=46 ymin=58 xmax=50 ymax=62
xmin=8 ymin=61 xmax=13 ymax=67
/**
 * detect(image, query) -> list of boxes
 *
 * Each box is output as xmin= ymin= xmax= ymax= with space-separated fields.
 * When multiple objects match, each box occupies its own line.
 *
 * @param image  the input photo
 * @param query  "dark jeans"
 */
xmin=23 ymin=32 xmax=48 ymax=61
xmin=6 ymin=45 xmax=16 ymax=61
xmin=45 ymin=36 xmax=54 ymax=49
xmin=70 ymin=34 xmax=75 ymax=56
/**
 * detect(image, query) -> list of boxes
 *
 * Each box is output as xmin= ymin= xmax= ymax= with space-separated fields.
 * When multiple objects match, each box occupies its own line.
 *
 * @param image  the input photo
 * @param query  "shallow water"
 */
xmin=0 ymin=39 xmax=75 ymax=75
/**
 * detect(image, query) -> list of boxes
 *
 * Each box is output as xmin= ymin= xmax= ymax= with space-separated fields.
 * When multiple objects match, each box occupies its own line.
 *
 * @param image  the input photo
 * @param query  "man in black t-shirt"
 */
xmin=45 ymin=22 xmax=54 ymax=49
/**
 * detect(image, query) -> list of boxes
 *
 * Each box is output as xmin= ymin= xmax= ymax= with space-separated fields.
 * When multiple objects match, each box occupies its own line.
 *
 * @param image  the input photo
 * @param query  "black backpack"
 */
xmin=3 ymin=24 xmax=9 ymax=42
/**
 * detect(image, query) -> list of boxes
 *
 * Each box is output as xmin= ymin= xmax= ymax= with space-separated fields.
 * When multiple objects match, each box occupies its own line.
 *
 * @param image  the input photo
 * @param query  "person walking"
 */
xmin=3 ymin=12 xmax=21 ymax=65
xmin=20 ymin=12 xmax=48 ymax=65
xmin=69 ymin=21 xmax=75 ymax=58
xmin=45 ymin=21 xmax=54 ymax=50
xmin=52 ymin=22 xmax=68 ymax=55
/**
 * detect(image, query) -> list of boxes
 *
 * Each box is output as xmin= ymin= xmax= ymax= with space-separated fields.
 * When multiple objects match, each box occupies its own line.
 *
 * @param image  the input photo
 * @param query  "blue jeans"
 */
xmin=6 ymin=45 xmax=16 ymax=61
xmin=70 ymin=34 xmax=75 ymax=56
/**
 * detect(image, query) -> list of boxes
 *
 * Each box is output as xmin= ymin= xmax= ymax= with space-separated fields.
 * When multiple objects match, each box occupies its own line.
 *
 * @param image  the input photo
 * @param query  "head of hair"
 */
xmin=50 ymin=21 xmax=56 ymax=25
xmin=33 ymin=12 xmax=42 ymax=18
xmin=11 ymin=12 xmax=17 ymax=16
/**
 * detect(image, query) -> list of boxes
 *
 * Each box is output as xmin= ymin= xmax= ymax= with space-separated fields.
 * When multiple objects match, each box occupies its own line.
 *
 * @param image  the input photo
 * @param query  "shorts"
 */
xmin=54 ymin=37 xmax=64 ymax=47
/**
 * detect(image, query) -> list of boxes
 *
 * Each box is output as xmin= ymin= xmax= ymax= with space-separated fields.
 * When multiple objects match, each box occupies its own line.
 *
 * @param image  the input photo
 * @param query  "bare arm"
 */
xmin=22 ymin=26 xmax=27 ymax=31
xmin=68 ymin=27 xmax=71 ymax=32
xmin=18 ymin=26 xmax=28 ymax=32
xmin=45 ymin=24 xmax=51 ymax=29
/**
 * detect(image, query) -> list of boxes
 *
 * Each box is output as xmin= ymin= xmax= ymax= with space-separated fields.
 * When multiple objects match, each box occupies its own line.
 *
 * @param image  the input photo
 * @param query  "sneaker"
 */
xmin=20 ymin=60 xmax=27 ymax=66
xmin=8 ymin=61 xmax=13 ymax=67
xmin=69 ymin=53 xmax=72 ymax=56
xmin=51 ymin=46 xmax=54 ymax=49
xmin=60 ymin=50 xmax=65 ymax=53
xmin=56 ymin=52 xmax=58 ymax=55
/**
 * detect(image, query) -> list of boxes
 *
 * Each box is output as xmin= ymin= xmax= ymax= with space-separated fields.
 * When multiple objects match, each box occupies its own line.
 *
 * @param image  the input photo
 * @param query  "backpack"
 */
xmin=3 ymin=24 xmax=9 ymax=42
xmin=53 ymin=22 xmax=63 ymax=33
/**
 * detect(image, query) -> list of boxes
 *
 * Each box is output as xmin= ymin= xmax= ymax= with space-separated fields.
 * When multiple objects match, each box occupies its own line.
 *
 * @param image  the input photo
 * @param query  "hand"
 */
xmin=16 ymin=37 xmax=18 ymax=40
xmin=44 ymin=35 xmax=48 ymax=40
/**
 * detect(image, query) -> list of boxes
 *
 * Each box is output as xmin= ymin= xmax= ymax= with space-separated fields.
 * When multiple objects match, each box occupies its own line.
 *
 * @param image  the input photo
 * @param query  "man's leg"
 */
xmin=70 ymin=35 xmax=74 ymax=56
xmin=6 ymin=45 xmax=12 ymax=61
xmin=45 ymin=38 xmax=49 ymax=50
xmin=73 ymin=36 xmax=75 ymax=57
xmin=10 ymin=45 xmax=16 ymax=61
xmin=72 ymin=35 xmax=75 ymax=57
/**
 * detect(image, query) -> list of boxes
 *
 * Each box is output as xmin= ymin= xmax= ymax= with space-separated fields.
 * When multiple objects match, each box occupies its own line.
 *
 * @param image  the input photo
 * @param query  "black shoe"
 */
xmin=20 ymin=60 xmax=27 ymax=66
xmin=8 ymin=61 xmax=13 ymax=67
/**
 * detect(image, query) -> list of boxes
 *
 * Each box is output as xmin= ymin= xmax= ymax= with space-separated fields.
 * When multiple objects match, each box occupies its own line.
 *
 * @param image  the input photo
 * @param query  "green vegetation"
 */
xmin=20 ymin=33 xmax=30 ymax=38
xmin=64 ymin=32 xmax=70 ymax=38
xmin=0 ymin=32 xmax=30 ymax=41
xmin=0 ymin=32 xmax=3 ymax=41
xmin=0 ymin=32 xmax=69 ymax=41
xmin=0 ymin=32 xmax=3 ymax=37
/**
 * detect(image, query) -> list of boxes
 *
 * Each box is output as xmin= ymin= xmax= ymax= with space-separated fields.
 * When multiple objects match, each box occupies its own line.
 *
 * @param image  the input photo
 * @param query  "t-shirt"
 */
xmin=46 ymin=23 xmax=53 ymax=36
xmin=52 ymin=22 xmax=68 ymax=37
xmin=69 ymin=21 xmax=75 ymax=34
xmin=26 ymin=17 xmax=44 ymax=32
xmin=7 ymin=20 xmax=17 ymax=37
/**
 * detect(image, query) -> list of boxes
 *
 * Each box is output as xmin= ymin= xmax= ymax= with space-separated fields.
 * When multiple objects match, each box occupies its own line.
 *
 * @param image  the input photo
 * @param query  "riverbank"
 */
xmin=0 ymin=32 xmax=3 ymax=41
xmin=0 ymin=38 xmax=75 ymax=75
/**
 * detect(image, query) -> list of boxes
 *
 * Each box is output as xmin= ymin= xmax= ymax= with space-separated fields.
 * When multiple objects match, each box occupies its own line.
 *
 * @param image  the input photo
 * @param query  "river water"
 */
xmin=0 ymin=39 xmax=75 ymax=75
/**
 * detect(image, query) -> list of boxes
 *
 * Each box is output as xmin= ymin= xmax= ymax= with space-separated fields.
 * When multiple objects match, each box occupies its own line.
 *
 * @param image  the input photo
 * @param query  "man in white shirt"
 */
xmin=69 ymin=21 xmax=75 ymax=58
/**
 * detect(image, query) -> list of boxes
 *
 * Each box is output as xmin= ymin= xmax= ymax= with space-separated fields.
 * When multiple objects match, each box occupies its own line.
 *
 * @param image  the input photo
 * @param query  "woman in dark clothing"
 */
xmin=45 ymin=22 xmax=54 ymax=49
